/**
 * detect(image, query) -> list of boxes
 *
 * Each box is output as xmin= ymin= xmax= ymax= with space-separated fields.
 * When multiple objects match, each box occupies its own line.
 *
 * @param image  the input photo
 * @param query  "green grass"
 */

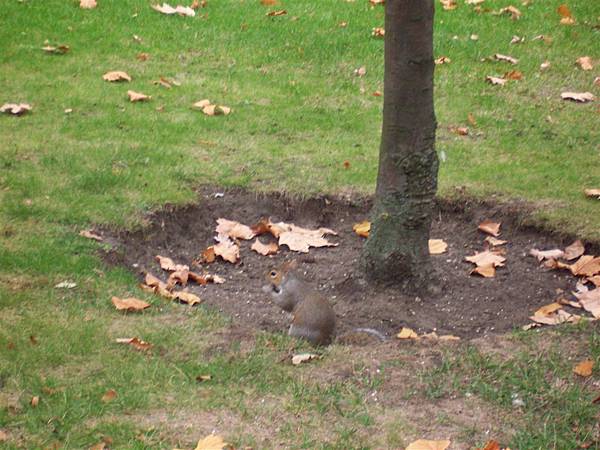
xmin=1 ymin=0 xmax=599 ymax=448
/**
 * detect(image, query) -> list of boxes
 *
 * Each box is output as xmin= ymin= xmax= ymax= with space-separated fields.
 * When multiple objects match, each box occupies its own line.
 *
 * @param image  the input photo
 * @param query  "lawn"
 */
xmin=1 ymin=0 xmax=599 ymax=449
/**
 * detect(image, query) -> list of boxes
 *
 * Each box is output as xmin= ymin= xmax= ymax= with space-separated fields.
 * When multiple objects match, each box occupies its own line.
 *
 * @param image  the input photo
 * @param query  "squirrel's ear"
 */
xmin=282 ymin=260 xmax=298 ymax=272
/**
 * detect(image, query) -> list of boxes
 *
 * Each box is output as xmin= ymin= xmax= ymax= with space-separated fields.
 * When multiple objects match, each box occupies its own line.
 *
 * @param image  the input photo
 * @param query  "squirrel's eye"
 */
xmin=270 ymin=271 xmax=277 ymax=277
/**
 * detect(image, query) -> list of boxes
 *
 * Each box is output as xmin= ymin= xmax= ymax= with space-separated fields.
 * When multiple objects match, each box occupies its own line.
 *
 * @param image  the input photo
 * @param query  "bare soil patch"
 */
xmin=102 ymin=188 xmax=590 ymax=340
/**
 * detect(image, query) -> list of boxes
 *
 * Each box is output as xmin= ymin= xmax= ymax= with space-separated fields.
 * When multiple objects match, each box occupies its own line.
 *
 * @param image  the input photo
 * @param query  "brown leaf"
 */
xmin=434 ymin=56 xmax=451 ymax=65
xmin=266 ymin=9 xmax=287 ymax=16
xmin=194 ymin=434 xmax=230 ymax=450
xmin=440 ymin=0 xmax=457 ymax=10
xmin=202 ymin=104 xmax=231 ymax=116
xmin=116 ymin=337 xmax=153 ymax=351
xmin=102 ymin=71 xmax=131 ymax=82
xmin=30 ymin=396 xmax=39 ymax=407
xmin=558 ymin=297 xmax=582 ymax=309
xmin=0 ymin=430 xmax=7 ymax=442
xmin=584 ymin=188 xmax=600 ymax=199
xmin=371 ymin=27 xmax=385 ymax=38
xmin=564 ymin=240 xmax=585 ymax=261
xmin=143 ymin=272 xmax=175 ymax=299
xmin=353 ymin=220 xmax=371 ymax=238
xmin=0 ymin=103 xmax=32 ymax=115
xmin=466 ymin=250 xmax=506 ymax=267
xmin=485 ymin=76 xmax=506 ymax=86
xmin=196 ymin=374 xmax=212 ymax=382
xmin=428 ymin=239 xmax=448 ymax=255
xmin=593 ymin=394 xmax=600 ymax=404
xmin=173 ymin=291 xmax=202 ymax=305
xmin=42 ymin=45 xmax=70 ymax=54
xmin=529 ymin=309 xmax=580 ymax=325
xmin=152 ymin=3 xmax=196 ymax=16
xmin=533 ymin=302 xmax=563 ymax=317
xmin=251 ymin=239 xmax=279 ymax=256
xmin=478 ymin=220 xmax=501 ymax=236
xmin=213 ymin=236 xmax=240 ymax=263
xmin=167 ymin=269 xmax=189 ymax=289
xmin=369 ymin=0 xmax=385 ymax=4
xmin=576 ymin=56 xmax=593 ymax=71
xmin=101 ymin=389 xmax=117 ymax=403
xmin=494 ymin=53 xmax=519 ymax=64
xmin=503 ymin=70 xmax=523 ymax=80
xmin=80 ymin=0 xmax=97 ymax=9
xmin=557 ymin=4 xmax=572 ymax=18
xmin=111 ymin=296 xmax=150 ymax=312
xmin=510 ymin=35 xmax=524 ymax=44
xmin=216 ymin=218 xmax=255 ymax=240
xmin=498 ymin=5 xmax=521 ymax=19
xmin=199 ymin=246 xmax=216 ymax=263
xmin=397 ymin=327 xmax=419 ymax=339
xmin=471 ymin=264 xmax=496 ymax=278
xmin=529 ymin=248 xmax=565 ymax=262
xmin=405 ymin=439 xmax=451 ymax=450
xmin=354 ymin=66 xmax=367 ymax=77
xmin=260 ymin=0 xmax=278 ymax=4
xmin=479 ymin=441 xmax=501 ymax=450
xmin=574 ymin=288 xmax=600 ymax=318
xmin=155 ymin=255 xmax=188 ymax=272
xmin=188 ymin=271 xmax=208 ymax=285
xmin=484 ymin=236 xmax=507 ymax=246
xmin=79 ymin=229 xmax=103 ymax=241
xmin=587 ymin=276 xmax=600 ymax=287
xmin=561 ymin=92 xmax=595 ymax=103
xmin=467 ymin=113 xmax=477 ymax=126
xmin=136 ymin=52 xmax=150 ymax=61
xmin=574 ymin=359 xmax=594 ymax=377
xmin=127 ymin=90 xmax=151 ymax=102
xmin=450 ymin=126 xmax=469 ymax=136
xmin=570 ymin=255 xmax=600 ymax=277
xmin=560 ymin=16 xmax=575 ymax=25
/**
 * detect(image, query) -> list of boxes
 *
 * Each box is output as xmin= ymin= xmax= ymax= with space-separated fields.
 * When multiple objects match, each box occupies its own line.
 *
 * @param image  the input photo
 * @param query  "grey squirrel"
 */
xmin=262 ymin=260 xmax=387 ymax=346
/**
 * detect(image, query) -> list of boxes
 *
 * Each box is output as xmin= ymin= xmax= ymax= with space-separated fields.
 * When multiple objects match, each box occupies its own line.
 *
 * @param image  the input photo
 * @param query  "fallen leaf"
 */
xmin=372 ymin=27 xmax=385 ymax=38
xmin=173 ymin=291 xmax=202 ymax=305
xmin=156 ymin=255 xmax=188 ymax=272
xmin=440 ymin=0 xmax=457 ymax=10
xmin=266 ymin=9 xmax=286 ymax=16
xmin=136 ymin=52 xmax=150 ymax=61
xmin=576 ymin=56 xmax=593 ymax=71
xmin=196 ymin=374 xmax=212 ymax=382
xmin=584 ymin=188 xmax=600 ymax=199
xmin=116 ymin=337 xmax=153 ymax=351
xmin=557 ymin=4 xmax=572 ymax=18
xmin=494 ymin=54 xmax=519 ymax=64
xmin=558 ymin=297 xmax=582 ymax=308
xmin=532 ymin=34 xmax=553 ymax=44
xmin=0 ymin=103 xmax=32 ymax=115
xmin=42 ymin=44 xmax=70 ymax=54
xmin=397 ymin=327 xmax=419 ymax=339
xmin=339 ymin=21 xmax=348 ymax=27
xmin=143 ymin=273 xmax=175 ymax=299
xmin=570 ymin=255 xmax=600 ymax=277
xmin=564 ymin=240 xmax=585 ymax=261
xmin=540 ymin=61 xmax=551 ymax=70
xmin=595 ymin=77 xmax=600 ymax=87
xmin=529 ymin=248 xmax=565 ymax=262
xmin=292 ymin=353 xmax=319 ymax=365
xmin=0 ymin=430 xmax=6 ymax=442
xmin=574 ymin=359 xmax=594 ymax=377
xmin=560 ymin=16 xmax=575 ymax=25
xmin=194 ymin=434 xmax=230 ymax=450
xmin=55 ymin=281 xmax=77 ymax=289
xmin=486 ymin=76 xmax=507 ymax=86
xmin=216 ymin=218 xmax=255 ymax=240
xmin=428 ymin=239 xmax=448 ymax=254
xmin=260 ymin=0 xmax=278 ymax=4
xmin=466 ymin=0 xmax=484 ymax=4
xmin=372 ymin=90 xmax=382 ymax=96
xmin=111 ymin=296 xmax=150 ymax=312
xmin=405 ymin=439 xmax=451 ymax=450
xmin=202 ymin=104 xmax=231 ymax=116
xmin=471 ymin=265 xmax=496 ymax=278
xmin=479 ymin=441 xmax=501 ymax=450
xmin=127 ymin=90 xmax=151 ymax=102
xmin=353 ymin=220 xmax=371 ymax=238
xmin=534 ymin=302 xmax=563 ymax=317
xmin=587 ymin=276 xmax=600 ymax=287
xmin=434 ymin=56 xmax=451 ymax=65
xmin=498 ymin=5 xmax=521 ymax=19
xmin=30 ymin=396 xmax=39 ymax=407
xmin=102 ymin=71 xmax=131 ymax=82
xmin=466 ymin=250 xmax=506 ymax=267
xmin=438 ymin=335 xmax=461 ymax=341
xmin=522 ymin=322 xmax=541 ymax=330
xmin=529 ymin=309 xmax=580 ymax=325
xmin=510 ymin=35 xmax=524 ymax=44
xmin=277 ymin=225 xmax=338 ymax=253
xmin=450 ymin=126 xmax=469 ymax=136
xmin=478 ymin=220 xmax=501 ymax=236
xmin=574 ymin=288 xmax=600 ymax=318
xmin=79 ymin=229 xmax=103 ymax=241
xmin=80 ymin=0 xmax=97 ymax=9
xmin=213 ymin=235 xmax=240 ymax=263
xmin=200 ymin=246 xmax=216 ymax=263
xmin=152 ymin=3 xmax=196 ymax=16
xmin=470 ymin=34 xmax=479 ymax=41
xmin=369 ymin=0 xmax=385 ymax=4
xmin=101 ymin=389 xmax=117 ymax=403
xmin=354 ymin=66 xmax=367 ymax=77
xmin=503 ymin=70 xmax=523 ymax=80
xmin=251 ymin=239 xmax=279 ymax=256
xmin=561 ymin=92 xmax=594 ymax=103
xmin=484 ymin=236 xmax=507 ymax=246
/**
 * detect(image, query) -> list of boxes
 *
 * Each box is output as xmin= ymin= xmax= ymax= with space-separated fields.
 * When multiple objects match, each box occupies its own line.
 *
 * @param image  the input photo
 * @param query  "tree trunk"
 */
xmin=362 ymin=0 xmax=438 ymax=287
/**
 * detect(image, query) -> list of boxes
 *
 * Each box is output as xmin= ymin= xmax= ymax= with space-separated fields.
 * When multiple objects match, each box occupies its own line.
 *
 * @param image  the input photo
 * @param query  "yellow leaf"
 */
xmin=353 ymin=220 xmax=371 ymax=238
xmin=533 ymin=302 xmax=562 ymax=317
xmin=573 ymin=359 xmax=594 ymax=377
xmin=194 ymin=434 xmax=230 ymax=450
xmin=396 ymin=327 xmax=419 ymax=339
xmin=428 ymin=239 xmax=448 ymax=254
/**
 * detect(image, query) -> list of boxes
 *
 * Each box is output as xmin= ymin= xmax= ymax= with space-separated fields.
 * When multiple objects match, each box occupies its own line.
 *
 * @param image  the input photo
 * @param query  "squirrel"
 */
xmin=262 ymin=260 xmax=387 ymax=346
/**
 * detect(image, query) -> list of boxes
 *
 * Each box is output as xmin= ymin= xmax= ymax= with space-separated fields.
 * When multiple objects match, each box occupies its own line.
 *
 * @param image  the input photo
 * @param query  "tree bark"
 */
xmin=362 ymin=0 xmax=438 ymax=288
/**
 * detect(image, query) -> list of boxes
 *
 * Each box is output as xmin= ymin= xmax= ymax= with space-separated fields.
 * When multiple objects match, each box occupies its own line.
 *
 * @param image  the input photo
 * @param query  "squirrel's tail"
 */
xmin=352 ymin=327 xmax=388 ymax=342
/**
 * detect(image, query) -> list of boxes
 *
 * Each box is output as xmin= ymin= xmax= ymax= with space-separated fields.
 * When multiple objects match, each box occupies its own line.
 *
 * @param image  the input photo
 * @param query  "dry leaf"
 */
xmin=102 ymin=71 xmax=131 ymax=82
xmin=574 ymin=288 xmax=600 ymax=318
xmin=397 ymin=327 xmax=419 ymax=339
xmin=486 ymin=76 xmax=507 ymax=86
xmin=494 ymin=54 xmax=519 ymax=64
xmin=216 ymin=218 xmax=255 ymax=240
xmin=540 ymin=61 xmax=551 ymax=70
xmin=478 ymin=220 xmax=501 ymax=236
xmin=533 ymin=302 xmax=562 ymax=317
xmin=471 ymin=264 xmax=496 ymax=278
xmin=434 ymin=56 xmax=451 ymax=65
xmin=0 ymin=430 xmax=7 ymax=442
xmin=101 ymin=389 xmax=117 ymax=403
xmin=260 ymin=0 xmax=278 ymax=4
xmin=152 ymin=3 xmax=196 ymax=16
xmin=560 ymin=16 xmax=575 ymax=25
xmin=80 ymin=0 xmax=97 ymax=9
xmin=143 ymin=272 xmax=174 ymax=299
xmin=137 ymin=52 xmax=149 ymax=61
xmin=529 ymin=309 xmax=579 ymax=325
xmin=196 ymin=374 xmax=212 ymax=382
xmin=111 ymin=296 xmax=150 ymax=312
xmin=291 ymin=353 xmax=319 ymax=365
xmin=55 ymin=281 xmax=76 ymax=289
xmin=127 ymin=90 xmax=151 ymax=102
xmin=213 ymin=236 xmax=240 ymax=263
xmin=588 ymin=276 xmax=600 ymax=287
xmin=529 ymin=248 xmax=564 ymax=262
xmin=193 ymin=99 xmax=211 ymax=109
xmin=203 ymin=104 xmax=231 ymax=116
xmin=372 ymin=27 xmax=385 ymax=38
xmin=522 ymin=322 xmax=541 ymax=330
xmin=266 ymin=9 xmax=286 ymax=16
xmin=557 ymin=4 xmax=572 ymax=18
xmin=576 ymin=56 xmax=593 ymax=71
xmin=156 ymin=255 xmax=188 ymax=272
xmin=200 ymin=246 xmax=216 ymax=263
xmin=42 ymin=45 xmax=70 ymax=54
xmin=167 ymin=269 xmax=189 ymax=289
xmin=79 ymin=229 xmax=103 ymax=241
xmin=570 ymin=255 xmax=600 ymax=277
xmin=354 ymin=66 xmax=367 ymax=77
xmin=595 ymin=77 xmax=600 ymax=87
xmin=561 ymin=92 xmax=594 ymax=103
xmin=466 ymin=0 xmax=484 ymax=4
xmin=353 ymin=220 xmax=371 ymax=238
xmin=440 ymin=0 xmax=457 ymax=10
xmin=584 ymin=188 xmax=600 ymax=199
xmin=251 ymin=239 xmax=279 ymax=256
xmin=438 ymin=335 xmax=461 ymax=341
xmin=194 ymin=434 xmax=230 ymax=450
xmin=369 ymin=0 xmax=385 ymax=4
xmin=0 ymin=103 xmax=32 ymax=115
xmin=479 ymin=441 xmax=501 ymax=450
xmin=499 ymin=5 xmax=521 ymax=19
xmin=558 ymin=297 xmax=582 ymax=308
xmin=467 ymin=113 xmax=477 ymax=126
xmin=30 ymin=396 xmax=39 ymax=407
xmin=173 ymin=291 xmax=202 ymax=305
xmin=564 ymin=240 xmax=585 ymax=261
xmin=510 ymin=35 xmax=524 ymax=44
xmin=450 ymin=126 xmax=469 ymax=136
xmin=574 ymin=359 xmax=594 ymax=377
xmin=116 ymin=337 xmax=153 ymax=351
xmin=484 ymin=236 xmax=507 ymax=246
xmin=428 ymin=239 xmax=448 ymax=254
xmin=503 ymin=70 xmax=523 ymax=80
xmin=405 ymin=439 xmax=451 ymax=450
xmin=466 ymin=250 xmax=506 ymax=267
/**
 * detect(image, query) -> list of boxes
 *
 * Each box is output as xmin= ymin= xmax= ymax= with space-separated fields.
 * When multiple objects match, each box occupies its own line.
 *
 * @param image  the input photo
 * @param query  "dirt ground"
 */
xmin=102 ymin=188 xmax=593 ymax=341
